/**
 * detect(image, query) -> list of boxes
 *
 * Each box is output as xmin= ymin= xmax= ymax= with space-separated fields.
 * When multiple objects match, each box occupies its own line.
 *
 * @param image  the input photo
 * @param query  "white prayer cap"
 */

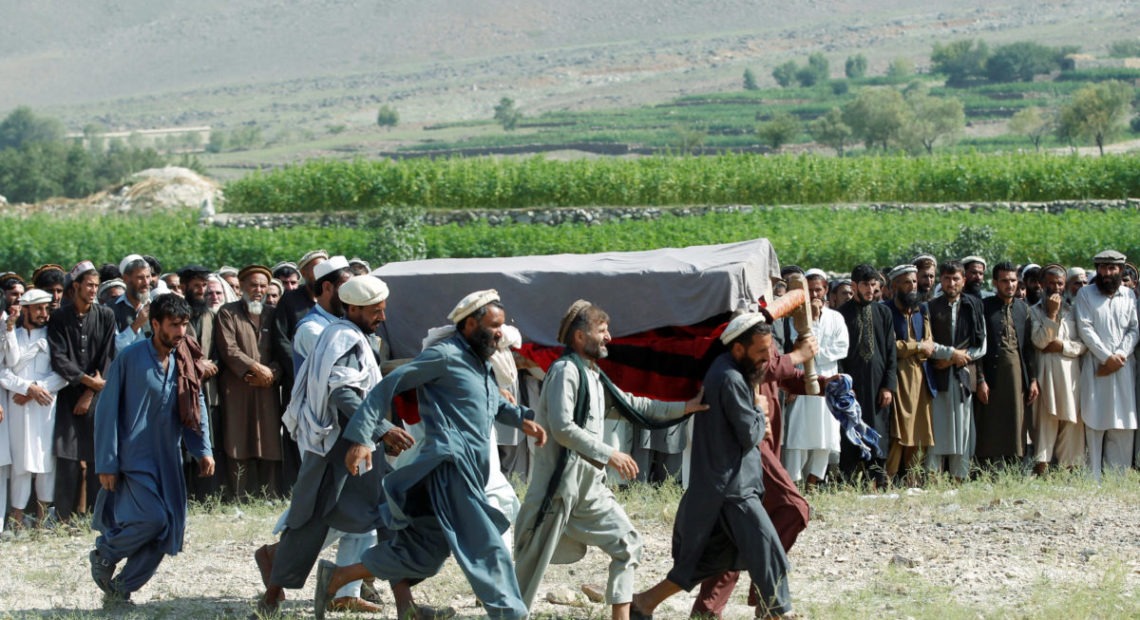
xmin=217 ymin=265 xmax=239 ymax=277
xmin=500 ymin=324 xmax=523 ymax=350
xmin=804 ymin=268 xmax=828 ymax=280
xmin=448 ymin=289 xmax=500 ymax=324
xmin=348 ymin=257 xmax=371 ymax=272
xmin=887 ymin=264 xmax=917 ymax=281
xmin=19 ymin=288 xmax=53 ymax=306
xmin=338 ymin=275 xmax=389 ymax=307
xmin=119 ymin=254 xmax=146 ymax=275
xmin=1019 ymin=263 xmax=1042 ymax=279
xmin=69 ymin=260 xmax=97 ymax=281
xmin=720 ymin=312 xmax=768 ymax=345
xmin=97 ymin=278 xmax=125 ymax=299
xmin=912 ymin=254 xmax=937 ymax=267
xmin=271 ymin=261 xmax=298 ymax=275
xmin=313 ymin=255 xmax=350 ymax=281
xmin=961 ymin=255 xmax=986 ymax=269
xmin=1067 ymin=266 xmax=1085 ymax=280
xmin=297 ymin=249 xmax=329 ymax=272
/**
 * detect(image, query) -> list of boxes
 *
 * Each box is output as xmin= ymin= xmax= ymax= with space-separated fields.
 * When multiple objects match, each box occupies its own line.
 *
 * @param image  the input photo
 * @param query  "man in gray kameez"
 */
xmin=925 ymin=261 xmax=986 ymax=480
xmin=513 ymin=301 xmax=706 ymax=620
xmin=321 ymin=290 xmax=547 ymax=620
xmin=633 ymin=313 xmax=794 ymax=620
xmin=256 ymin=276 xmax=412 ymax=615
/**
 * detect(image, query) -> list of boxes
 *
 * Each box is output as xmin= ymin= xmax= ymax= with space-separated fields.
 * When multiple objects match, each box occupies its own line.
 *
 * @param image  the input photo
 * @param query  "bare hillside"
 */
xmin=2 ymin=1 xmax=1138 ymax=133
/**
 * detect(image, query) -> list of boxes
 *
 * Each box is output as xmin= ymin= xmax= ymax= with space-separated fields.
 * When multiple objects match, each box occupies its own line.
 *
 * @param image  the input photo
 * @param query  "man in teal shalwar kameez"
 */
xmin=319 ymin=290 xmax=547 ymax=620
xmin=89 ymin=294 xmax=215 ymax=607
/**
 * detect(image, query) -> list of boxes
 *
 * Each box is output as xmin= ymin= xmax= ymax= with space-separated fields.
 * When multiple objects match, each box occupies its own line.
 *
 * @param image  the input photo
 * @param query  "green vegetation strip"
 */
xmin=225 ymin=153 xmax=1140 ymax=213
xmin=5 ymin=205 xmax=1139 ymax=277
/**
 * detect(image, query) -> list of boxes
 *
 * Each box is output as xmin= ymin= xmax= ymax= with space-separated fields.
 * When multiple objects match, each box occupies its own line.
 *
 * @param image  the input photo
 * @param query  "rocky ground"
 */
xmin=1 ymin=471 xmax=1137 ymax=619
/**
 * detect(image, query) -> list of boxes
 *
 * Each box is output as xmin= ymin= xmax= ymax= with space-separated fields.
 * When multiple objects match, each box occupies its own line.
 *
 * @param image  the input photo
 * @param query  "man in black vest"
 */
xmin=925 ymin=261 xmax=986 ymax=480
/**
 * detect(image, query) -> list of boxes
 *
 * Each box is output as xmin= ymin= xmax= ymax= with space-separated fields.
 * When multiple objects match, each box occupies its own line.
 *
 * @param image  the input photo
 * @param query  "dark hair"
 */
xmin=98 ymin=263 xmax=122 ymax=282
xmin=850 ymin=264 xmax=879 ymax=283
xmin=992 ymin=261 xmax=1017 ymax=279
xmin=33 ymin=268 xmax=65 ymax=290
xmin=0 ymin=276 xmax=22 ymax=292
xmin=149 ymin=293 xmax=191 ymax=324
xmin=273 ymin=265 xmax=300 ymax=280
xmin=1124 ymin=265 xmax=1138 ymax=279
xmin=728 ymin=320 xmax=773 ymax=350
xmin=459 ymin=300 xmax=505 ymax=328
xmin=561 ymin=304 xmax=610 ymax=347
xmin=780 ymin=265 xmax=804 ymax=279
xmin=938 ymin=260 xmax=964 ymax=277
xmin=143 ymin=255 xmax=162 ymax=275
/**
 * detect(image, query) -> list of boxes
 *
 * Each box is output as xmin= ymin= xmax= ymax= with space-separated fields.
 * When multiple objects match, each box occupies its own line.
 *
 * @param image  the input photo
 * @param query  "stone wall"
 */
xmin=209 ymin=199 xmax=1140 ymax=229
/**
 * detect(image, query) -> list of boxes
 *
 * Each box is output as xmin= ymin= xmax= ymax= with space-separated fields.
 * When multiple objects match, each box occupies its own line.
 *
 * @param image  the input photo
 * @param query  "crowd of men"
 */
xmin=771 ymin=251 xmax=1138 ymax=490
xmin=0 ymin=246 xmax=1137 ymax=618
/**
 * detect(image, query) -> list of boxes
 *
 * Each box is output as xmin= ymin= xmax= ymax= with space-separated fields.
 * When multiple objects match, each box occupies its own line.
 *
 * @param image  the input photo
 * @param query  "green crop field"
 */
xmin=223 ymin=152 xmax=1140 ymax=214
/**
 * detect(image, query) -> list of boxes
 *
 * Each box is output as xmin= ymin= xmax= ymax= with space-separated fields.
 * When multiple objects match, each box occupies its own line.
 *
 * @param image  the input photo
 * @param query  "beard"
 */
xmin=738 ymin=356 xmax=768 ymax=386
xmin=1096 ymin=272 xmax=1123 ymax=296
xmin=1025 ymin=287 xmax=1042 ymax=306
xmin=964 ymin=280 xmax=983 ymax=297
xmin=583 ymin=336 xmax=608 ymax=360
xmin=897 ymin=290 xmax=921 ymax=311
xmin=187 ymin=294 xmax=210 ymax=317
xmin=468 ymin=325 xmax=500 ymax=360
xmin=157 ymin=331 xmax=183 ymax=351
xmin=243 ymin=293 xmax=264 ymax=316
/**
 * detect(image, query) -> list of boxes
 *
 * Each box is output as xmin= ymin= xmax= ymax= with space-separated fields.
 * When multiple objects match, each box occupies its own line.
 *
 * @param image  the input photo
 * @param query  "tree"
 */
xmin=772 ymin=61 xmax=797 ymax=88
xmin=376 ymin=104 xmax=399 ymax=130
xmin=931 ymin=39 xmax=989 ymax=86
xmin=1008 ymin=107 xmax=1053 ymax=151
xmin=672 ymin=125 xmax=706 ymax=154
xmin=206 ymin=130 xmax=226 ymax=154
xmin=756 ymin=112 xmax=800 ymax=151
xmin=902 ymin=85 xmax=965 ymax=155
xmin=886 ymin=57 xmax=915 ymax=80
xmin=809 ymin=107 xmax=853 ymax=156
xmin=743 ymin=68 xmax=759 ymax=91
xmin=493 ymin=97 xmax=521 ymax=131
xmin=1107 ymin=40 xmax=1140 ymax=59
xmin=0 ymin=106 xmax=65 ymax=150
xmin=1057 ymin=81 xmax=1133 ymax=155
xmin=796 ymin=53 xmax=830 ymax=87
xmin=845 ymin=54 xmax=868 ymax=79
xmin=985 ymin=41 xmax=1063 ymax=83
xmin=842 ymin=87 xmax=908 ymax=150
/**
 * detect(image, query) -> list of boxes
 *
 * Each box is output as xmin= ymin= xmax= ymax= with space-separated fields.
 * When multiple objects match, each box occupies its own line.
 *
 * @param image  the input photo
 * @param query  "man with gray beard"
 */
xmin=1073 ymin=250 xmax=1137 ymax=478
xmin=883 ymin=265 xmax=935 ymax=482
xmin=111 ymin=254 xmax=153 ymax=353
xmin=216 ymin=265 xmax=283 ymax=498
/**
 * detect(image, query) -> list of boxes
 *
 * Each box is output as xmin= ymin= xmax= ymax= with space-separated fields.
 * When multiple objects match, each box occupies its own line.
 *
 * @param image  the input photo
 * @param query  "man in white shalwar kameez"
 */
xmin=925 ymin=261 xmax=986 ymax=480
xmin=783 ymin=269 xmax=849 ymax=485
xmin=514 ymin=300 xmax=706 ymax=620
xmin=1 ymin=289 xmax=66 ymax=529
xmin=1073 ymin=250 xmax=1138 ymax=479
xmin=1029 ymin=264 xmax=1086 ymax=473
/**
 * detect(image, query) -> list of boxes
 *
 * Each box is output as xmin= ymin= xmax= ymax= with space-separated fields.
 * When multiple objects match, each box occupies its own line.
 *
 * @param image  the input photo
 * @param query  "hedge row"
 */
xmin=4 ymin=205 xmax=1138 ymax=278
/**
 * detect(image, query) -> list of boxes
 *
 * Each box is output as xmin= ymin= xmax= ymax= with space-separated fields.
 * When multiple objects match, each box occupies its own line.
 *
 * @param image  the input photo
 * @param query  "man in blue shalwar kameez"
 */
xmin=318 ymin=289 xmax=548 ymax=620
xmin=89 ymin=294 xmax=215 ymax=607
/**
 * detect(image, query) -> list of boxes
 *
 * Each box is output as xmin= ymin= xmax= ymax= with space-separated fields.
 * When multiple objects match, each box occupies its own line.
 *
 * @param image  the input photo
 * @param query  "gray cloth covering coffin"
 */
xmin=373 ymin=238 xmax=781 ymax=358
